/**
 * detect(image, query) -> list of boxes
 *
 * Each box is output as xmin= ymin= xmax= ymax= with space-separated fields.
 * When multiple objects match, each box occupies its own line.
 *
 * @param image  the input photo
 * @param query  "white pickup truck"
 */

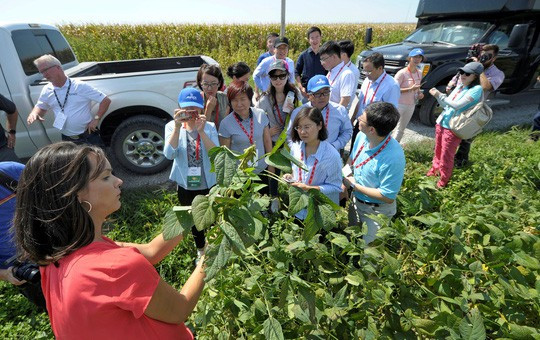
xmin=0 ymin=22 xmax=217 ymax=174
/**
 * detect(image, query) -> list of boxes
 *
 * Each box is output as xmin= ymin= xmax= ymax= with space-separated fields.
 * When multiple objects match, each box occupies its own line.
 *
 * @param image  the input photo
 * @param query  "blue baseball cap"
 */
xmin=178 ymin=88 xmax=204 ymax=108
xmin=307 ymin=75 xmax=330 ymax=93
xmin=408 ymin=48 xmax=425 ymax=58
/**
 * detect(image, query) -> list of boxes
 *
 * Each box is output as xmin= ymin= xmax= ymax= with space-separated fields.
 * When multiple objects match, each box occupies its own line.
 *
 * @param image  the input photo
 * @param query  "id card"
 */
xmin=342 ymin=164 xmax=353 ymax=177
xmin=53 ymin=111 xmax=67 ymax=130
xmin=187 ymin=167 xmax=202 ymax=188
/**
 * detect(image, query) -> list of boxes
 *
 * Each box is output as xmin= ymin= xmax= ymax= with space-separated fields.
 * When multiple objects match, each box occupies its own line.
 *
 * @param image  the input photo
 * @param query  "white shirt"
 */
xmin=36 ymin=78 xmax=106 ymax=136
xmin=326 ymin=61 xmax=356 ymax=104
xmin=253 ymin=56 xmax=296 ymax=92
xmin=346 ymin=61 xmax=360 ymax=86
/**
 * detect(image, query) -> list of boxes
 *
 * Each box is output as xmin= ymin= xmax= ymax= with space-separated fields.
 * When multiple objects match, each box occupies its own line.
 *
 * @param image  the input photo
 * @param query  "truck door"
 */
xmin=486 ymin=23 xmax=518 ymax=89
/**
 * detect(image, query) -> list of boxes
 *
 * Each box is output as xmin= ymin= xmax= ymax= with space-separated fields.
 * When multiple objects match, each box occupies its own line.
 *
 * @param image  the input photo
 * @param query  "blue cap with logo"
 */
xmin=178 ymin=88 xmax=204 ymax=108
xmin=307 ymin=75 xmax=330 ymax=93
xmin=408 ymin=48 xmax=425 ymax=58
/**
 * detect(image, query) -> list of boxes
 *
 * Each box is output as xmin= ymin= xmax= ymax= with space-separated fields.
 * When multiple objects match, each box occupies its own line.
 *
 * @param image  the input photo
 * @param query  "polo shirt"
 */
xmin=290 ymin=140 xmax=343 ymax=220
xmin=36 ymin=78 xmax=106 ymax=136
xmin=218 ymin=108 xmax=269 ymax=173
xmin=327 ymin=61 xmax=356 ymax=104
xmin=295 ymin=47 xmax=326 ymax=88
xmin=350 ymin=132 xmax=405 ymax=204
xmin=287 ymin=101 xmax=352 ymax=151
xmin=356 ymin=71 xmax=400 ymax=118
xmin=253 ymin=56 xmax=295 ymax=92
xmin=346 ymin=61 xmax=361 ymax=87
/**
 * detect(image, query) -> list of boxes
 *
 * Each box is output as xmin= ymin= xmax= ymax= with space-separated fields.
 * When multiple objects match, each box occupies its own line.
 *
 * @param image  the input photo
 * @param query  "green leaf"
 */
xmin=330 ymin=233 xmax=350 ymax=248
xmin=309 ymin=188 xmax=341 ymax=210
xmin=265 ymin=151 xmax=293 ymax=173
xmin=459 ymin=309 xmax=486 ymax=340
xmin=211 ymin=146 xmax=240 ymax=186
xmin=191 ymin=195 xmax=216 ymax=231
xmin=205 ymin=237 xmax=231 ymax=282
xmin=288 ymin=185 xmax=309 ymax=215
xmin=263 ymin=317 xmax=284 ymax=340
xmin=228 ymin=206 xmax=263 ymax=242
xmin=303 ymin=199 xmax=323 ymax=242
xmin=162 ymin=207 xmax=193 ymax=240
xmin=280 ymin=148 xmax=307 ymax=170
xmin=513 ymin=252 xmax=540 ymax=270
xmin=319 ymin=203 xmax=337 ymax=231
xmin=221 ymin=221 xmax=246 ymax=253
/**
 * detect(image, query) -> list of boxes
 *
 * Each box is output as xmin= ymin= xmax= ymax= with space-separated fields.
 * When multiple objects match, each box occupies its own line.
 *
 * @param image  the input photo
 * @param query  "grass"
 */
xmin=1 ymin=126 xmax=538 ymax=338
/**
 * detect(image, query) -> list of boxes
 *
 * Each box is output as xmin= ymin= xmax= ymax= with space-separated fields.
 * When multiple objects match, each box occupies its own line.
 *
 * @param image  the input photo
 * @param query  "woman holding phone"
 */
xmin=197 ymin=64 xmax=229 ymax=130
xmin=164 ymin=88 xmax=219 ymax=261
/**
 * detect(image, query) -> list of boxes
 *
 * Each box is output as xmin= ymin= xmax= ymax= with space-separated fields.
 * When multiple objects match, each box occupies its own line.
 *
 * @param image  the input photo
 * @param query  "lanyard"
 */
xmin=346 ymin=61 xmax=352 ymax=68
xmin=352 ymin=136 xmax=391 ymax=169
xmin=299 ymin=149 xmax=319 ymax=185
xmin=233 ymin=112 xmax=254 ymax=144
xmin=324 ymin=106 xmax=330 ymax=127
xmin=451 ymin=85 xmax=465 ymax=101
xmin=274 ymin=101 xmax=284 ymax=125
xmin=53 ymin=79 xmax=72 ymax=113
xmin=362 ymin=73 xmax=387 ymax=106
xmin=328 ymin=63 xmax=346 ymax=86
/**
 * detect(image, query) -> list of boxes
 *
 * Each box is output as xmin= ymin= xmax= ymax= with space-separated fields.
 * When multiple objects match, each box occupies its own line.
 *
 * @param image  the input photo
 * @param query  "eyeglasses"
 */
xmin=294 ymin=124 xmax=316 ymax=132
xmin=458 ymin=70 xmax=472 ymax=76
xmin=361 ymin=69 xmax=374 ymax=76
xmin=39 ymin=65 xmax=58 ymax=74
xmin=270 ymin=74 xmax=287 ymax=80
xmin=201 ymin=82 xmax=219 ymax=89
xmin=310 ymin=91 xmax=330 ymax=99
xmin=320 ymin=55 xmax=331 ymax=62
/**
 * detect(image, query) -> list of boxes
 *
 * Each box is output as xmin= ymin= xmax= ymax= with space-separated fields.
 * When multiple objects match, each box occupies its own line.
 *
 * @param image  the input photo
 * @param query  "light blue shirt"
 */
xmin=349 ymin=132 xmax=405 ymax=203
xmin=164 ymin=122 xmax=219 ymax=189
xmin=287 ymin=102 xmax=353 ymax=150
xmin=253 ymin=56 xmax=296 ymax=92
xmin=436 ymin=84 xmax=483 ymax=129
xmin=290 ymin=140 xmax=343 ymax=219
xmin=357 ymin=71 xmax=400 ymax=118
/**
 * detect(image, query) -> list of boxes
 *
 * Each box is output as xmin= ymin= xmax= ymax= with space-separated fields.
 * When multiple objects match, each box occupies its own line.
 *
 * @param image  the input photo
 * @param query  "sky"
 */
xmin=1 ymin=0 xmax=420 ymax=25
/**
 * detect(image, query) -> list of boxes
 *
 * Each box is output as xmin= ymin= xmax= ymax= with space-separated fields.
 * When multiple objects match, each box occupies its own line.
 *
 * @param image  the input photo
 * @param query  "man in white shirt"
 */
xmin=27 ymin=54 xmax=111 ymax=146
xmin=319 ymin=41 xmax=356 ymax=109
xmin=338 ymin=40 xmax=360 ymax=87
xmin=253 ymin=37 xmax=295 ymax=101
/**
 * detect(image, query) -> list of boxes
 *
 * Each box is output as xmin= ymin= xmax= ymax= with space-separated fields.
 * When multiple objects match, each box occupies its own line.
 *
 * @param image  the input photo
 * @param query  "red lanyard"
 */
xmin=328 ymin=63 xmax=346 ymax=86
xmin=324 ymin=106 xmax=330 ymax=127
xmin=299 ymin=149 xmax=319 ymax=185
xmin=352 ymin=136 xmax=391 ymax=169
xmin=362 ymin=73 xmax=387 ymax=106
xmin=233 ymin=112 xmax=254 ymax=144
xmin=346 ymin=61 xmax=352 ymax=68
xmin=451 ymin=85 xmax=465 ymax=101
xmin=274 ymin=102 xmax=284 ymax=125
xmin=408 ymin=68 xmax=420 ymax=84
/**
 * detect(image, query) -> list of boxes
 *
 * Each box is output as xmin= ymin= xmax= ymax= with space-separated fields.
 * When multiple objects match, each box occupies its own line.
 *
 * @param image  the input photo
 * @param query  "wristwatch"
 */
xmin=349 ymin=183 xmax=356 ymax=191
xmin=94 ymin=115 xmax=100 ymax=120
xmin=8 ymin=129 xmax=16 ymax=134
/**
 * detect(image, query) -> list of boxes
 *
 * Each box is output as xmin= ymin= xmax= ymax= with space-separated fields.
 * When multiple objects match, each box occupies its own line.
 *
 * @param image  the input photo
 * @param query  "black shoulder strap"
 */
xmin=0 ymin=170 xmax=18 ymax=194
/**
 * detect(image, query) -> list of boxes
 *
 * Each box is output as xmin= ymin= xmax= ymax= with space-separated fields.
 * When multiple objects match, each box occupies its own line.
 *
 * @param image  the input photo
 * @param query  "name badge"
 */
xmin=187 ymin=167 xmax=202 ymax=188
xmin=53 ymin=111 xmax=67 ymax=130
xmin=342 ymin=164 xmax=352 ymax=177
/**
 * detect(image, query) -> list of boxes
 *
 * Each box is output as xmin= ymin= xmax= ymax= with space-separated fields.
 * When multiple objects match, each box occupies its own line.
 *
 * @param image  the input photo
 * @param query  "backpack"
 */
xmin=449 ymin=95 xmax=493 ymax=140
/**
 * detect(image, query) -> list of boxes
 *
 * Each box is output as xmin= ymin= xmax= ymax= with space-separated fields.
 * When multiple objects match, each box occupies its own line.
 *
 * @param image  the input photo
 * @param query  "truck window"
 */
xmin=405 ymin=21 xmax=491 ymax=46
xmin=487 ymin=25 xmax=511 ymax=49
xmin=12 ymin=29 xmax=76 ymax=76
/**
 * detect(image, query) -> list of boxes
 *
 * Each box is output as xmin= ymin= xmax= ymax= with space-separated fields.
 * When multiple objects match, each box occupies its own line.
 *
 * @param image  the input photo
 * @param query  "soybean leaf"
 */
xmin=211 ymin=146 xmax=240 ymax=186
xmin=309 ymin=188 xmax=340 ymax=210
xmin=289 ymin=185 xmax=309 ymax=216
xmin=280 ymin=148 xmax=307 ymax=171
xmin=513 ymin=251 xmax=540 ymax=270
xmin=265 ymin=151 xmax=293 ymax=173
xmin=304 ymin=199 xmax=323 ymax=242
xmin=221 ymin=221 xmax=246 ymax=253
xmin=263 ymin=317 xmax=284 ymax=340
xmin=192 ymin=195 xmax=216 ymax=231
xmin=298 ymin=285 xmax=316 ymax=323
xmin=270 ymin=115 xmax=291 ymax=153
xmin=205 ymin=237 xmax=231 ymax=282
xmin=319 ymin=203 xmax=337 ymax=231
xmin=162 ymin=207 xmax=192 ymax=240
xmin=228 ymin=206 xmax=263 ymax=241
xmin=459 ymin=309 xmax=486 ymax=340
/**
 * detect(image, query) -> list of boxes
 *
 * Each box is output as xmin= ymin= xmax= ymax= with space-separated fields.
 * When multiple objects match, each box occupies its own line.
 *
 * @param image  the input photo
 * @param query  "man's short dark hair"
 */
xmin=307 ymin=26 xmax=321 ymax=39
xmin=483 ymin=44 xmax=499 ymax=56
xmin=364 ymin=102 xmax=400 ymax=137
xmin=363 ymin=52 xmax=385 ymax=69
xmin=338 ymin=40 xmax=355 ymax=58
xmin=290 ymin=107 xmax=328 ymax=142
xmin=267 ymin=32 xmax=279 ymax=40
xmin=319 ymin=41 xmax=341 ymax=57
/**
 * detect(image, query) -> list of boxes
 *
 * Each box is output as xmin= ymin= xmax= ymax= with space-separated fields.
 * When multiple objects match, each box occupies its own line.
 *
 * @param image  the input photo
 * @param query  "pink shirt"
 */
xmin=41 ymin=237 xmax=193 ymax=340
xmin=395 ymin=66 xmax=423 ymax=105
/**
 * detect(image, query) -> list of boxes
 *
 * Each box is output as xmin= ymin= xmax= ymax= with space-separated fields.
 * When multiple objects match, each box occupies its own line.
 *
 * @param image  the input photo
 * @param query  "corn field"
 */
xmin=60 ymin=23 xmax=415 ymax=72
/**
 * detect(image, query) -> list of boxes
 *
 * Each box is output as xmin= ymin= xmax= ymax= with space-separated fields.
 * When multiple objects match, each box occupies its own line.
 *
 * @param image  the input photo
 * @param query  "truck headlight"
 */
xmin=419 ymin=63 xmax=431 ymax=77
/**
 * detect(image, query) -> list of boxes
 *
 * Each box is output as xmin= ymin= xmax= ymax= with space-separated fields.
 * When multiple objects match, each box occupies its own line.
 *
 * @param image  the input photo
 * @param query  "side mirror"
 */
xmin=507 ymin=24 xmax=529 ymax=49
xmin=365 ymin=27 xmax=372 ymax=45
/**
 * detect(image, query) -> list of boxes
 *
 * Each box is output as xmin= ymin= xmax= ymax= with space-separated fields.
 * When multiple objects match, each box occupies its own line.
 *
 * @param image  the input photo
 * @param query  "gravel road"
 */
xmin=113 ymin=89 xmax=539 ymax=190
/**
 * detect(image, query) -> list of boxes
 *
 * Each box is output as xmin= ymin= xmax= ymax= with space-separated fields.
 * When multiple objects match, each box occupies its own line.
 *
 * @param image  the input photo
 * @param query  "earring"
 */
xmin=81 ymin=200 xmax=93 ymax=213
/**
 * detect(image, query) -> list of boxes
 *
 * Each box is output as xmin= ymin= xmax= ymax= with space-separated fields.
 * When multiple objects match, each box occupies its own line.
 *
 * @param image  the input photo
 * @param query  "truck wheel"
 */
xmin=111 ymin=115 xmax=171 ymax=174
xmin=418 ymin=86 xmax=446 ymax=126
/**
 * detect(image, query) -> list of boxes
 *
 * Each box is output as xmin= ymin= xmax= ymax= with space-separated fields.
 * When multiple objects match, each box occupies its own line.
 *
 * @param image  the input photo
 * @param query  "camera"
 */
xmin=479 ymin=53 xmax=492 ymax=64
xmin=5 ymin=257 xmax=41 ymax=284
xmin=466 ymin=43 xmax=485 ymax=63
xmin=179 ymin=110 xmax=199 ymax=121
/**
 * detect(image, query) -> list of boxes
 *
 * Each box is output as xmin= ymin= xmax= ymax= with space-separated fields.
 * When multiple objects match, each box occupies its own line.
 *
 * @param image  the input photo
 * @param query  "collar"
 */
xmin=330 ymin=61 xmax=345 ymax=75
xmin=234 ymin=109 xmax=253 ymax=121
xmin=372 ymin=71 xmax=387 ymax=85
xmin=53 ymin=77 xmax=70 ymax=90
xmin=307 ymin=46 xmax=319 ymax=55
xmin=367 ymin=134 xmax=391 ymax=151
xmin=302 ymin=140 xmax=324 ymax=161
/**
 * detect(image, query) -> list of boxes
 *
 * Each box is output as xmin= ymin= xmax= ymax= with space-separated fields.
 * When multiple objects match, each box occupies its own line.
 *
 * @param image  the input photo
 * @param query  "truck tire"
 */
xmin=111 ymin=115 xmax=171 ymax=174
xmin=418 ymin=85 xmax=446 ymax=126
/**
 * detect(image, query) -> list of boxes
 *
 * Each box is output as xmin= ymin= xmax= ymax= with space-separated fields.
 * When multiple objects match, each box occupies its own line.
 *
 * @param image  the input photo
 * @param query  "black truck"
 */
xmin=357 ymin=0 xmax=540 ymax=126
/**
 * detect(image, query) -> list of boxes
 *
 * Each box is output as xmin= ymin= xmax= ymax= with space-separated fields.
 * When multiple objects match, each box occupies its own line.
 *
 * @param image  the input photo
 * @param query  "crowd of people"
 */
xmin=1 ymin=24 xmax=531 ymax=338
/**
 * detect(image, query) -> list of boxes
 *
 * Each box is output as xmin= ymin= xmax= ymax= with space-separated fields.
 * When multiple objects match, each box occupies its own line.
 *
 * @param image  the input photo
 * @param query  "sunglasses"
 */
xmin=458 ymin=70 xmax=472 ymax=76
xmin=270 ymin=73 xmax=288 ymax=80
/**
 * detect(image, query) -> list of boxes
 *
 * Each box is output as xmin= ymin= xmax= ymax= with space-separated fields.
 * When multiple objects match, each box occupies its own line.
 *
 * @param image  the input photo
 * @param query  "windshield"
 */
xmin=405 ymin=21 xmax=491 ymax=46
